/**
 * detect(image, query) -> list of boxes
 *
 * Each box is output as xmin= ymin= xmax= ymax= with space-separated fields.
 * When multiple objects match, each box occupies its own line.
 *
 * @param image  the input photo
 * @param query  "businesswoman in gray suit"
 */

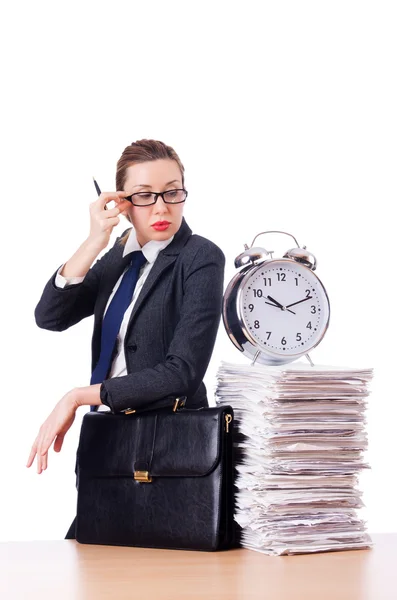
xmin=26 ymin=138 xmax=226 ymax=539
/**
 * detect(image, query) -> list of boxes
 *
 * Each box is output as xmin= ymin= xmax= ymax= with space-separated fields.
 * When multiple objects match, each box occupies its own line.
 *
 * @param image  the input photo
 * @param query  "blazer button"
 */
xmin=127 ymin=343 xmax=137 ymax=352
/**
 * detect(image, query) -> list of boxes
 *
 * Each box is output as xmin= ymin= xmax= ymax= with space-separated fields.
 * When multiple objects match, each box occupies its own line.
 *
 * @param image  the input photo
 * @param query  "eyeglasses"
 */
xmin=124 ymin=188 xmax=188 ymax=207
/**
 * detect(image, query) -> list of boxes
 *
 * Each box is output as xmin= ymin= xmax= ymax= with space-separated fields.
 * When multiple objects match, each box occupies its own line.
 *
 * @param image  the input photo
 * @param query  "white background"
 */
xmin=1 ymin=1 xmax=396 ymax=541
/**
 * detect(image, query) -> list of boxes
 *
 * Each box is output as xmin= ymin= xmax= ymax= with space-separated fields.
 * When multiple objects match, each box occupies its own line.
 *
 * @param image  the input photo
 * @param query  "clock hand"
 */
xmin=265 ymin=301 xmax=281 ymax=309
xmin=266 ymin=296 xmax=296 ymax=315
xmin=265 ymin=301 xmax=296 ymax=315
xmin=267 ymin=295 xmax=284 ymax=309
xmin=286 ymin=296 xmax=313 ymax=309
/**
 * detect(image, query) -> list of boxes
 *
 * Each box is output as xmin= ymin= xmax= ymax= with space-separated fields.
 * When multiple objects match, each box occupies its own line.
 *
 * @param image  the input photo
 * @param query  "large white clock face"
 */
xmin=239 ymin=259 xmax=330 ymax=357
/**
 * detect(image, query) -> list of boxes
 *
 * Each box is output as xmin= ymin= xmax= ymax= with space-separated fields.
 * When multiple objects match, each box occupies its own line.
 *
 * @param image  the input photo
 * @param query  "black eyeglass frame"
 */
xmin=124 ymin=188 xmax=188 ymax=206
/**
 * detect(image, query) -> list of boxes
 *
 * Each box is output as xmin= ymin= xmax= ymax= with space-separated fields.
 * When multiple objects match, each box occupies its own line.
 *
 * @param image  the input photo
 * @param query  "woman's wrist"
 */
xmin=60 ymin=239 xmax=105 ymax=279
xmin=73 ymin=384 xmax=103 ymax=407
xmin=84 ymin=236 xmax=107 ymax=255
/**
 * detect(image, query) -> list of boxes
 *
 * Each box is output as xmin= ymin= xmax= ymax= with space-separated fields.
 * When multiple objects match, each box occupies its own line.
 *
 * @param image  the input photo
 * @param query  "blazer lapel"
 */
xmin=94 ymin=248 xmax=132 ymax=324
xmin=125 ymin=253 xmax=177 ymax=331
xmin=125 ymin=216 xmax=192 ymax=337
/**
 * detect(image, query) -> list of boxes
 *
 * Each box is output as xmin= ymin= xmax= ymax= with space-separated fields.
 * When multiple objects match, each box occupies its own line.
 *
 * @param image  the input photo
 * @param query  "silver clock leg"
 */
xmin=251 ymin=350 xmax=261 ymax=366
xmin=305 ymin=353 xmax=314 ymax=367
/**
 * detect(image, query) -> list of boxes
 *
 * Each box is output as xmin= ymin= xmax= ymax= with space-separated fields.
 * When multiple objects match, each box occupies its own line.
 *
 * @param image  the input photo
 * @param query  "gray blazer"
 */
xmin=34 ymin=217 xmax=226 ymax=413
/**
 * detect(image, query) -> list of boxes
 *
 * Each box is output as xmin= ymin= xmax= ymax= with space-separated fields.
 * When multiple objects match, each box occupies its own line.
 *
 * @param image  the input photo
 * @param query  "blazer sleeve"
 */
xmin=99 ymin=241 xmax=226 ymax=413
xmin=34 ymin=236 xmax=123 ymax=332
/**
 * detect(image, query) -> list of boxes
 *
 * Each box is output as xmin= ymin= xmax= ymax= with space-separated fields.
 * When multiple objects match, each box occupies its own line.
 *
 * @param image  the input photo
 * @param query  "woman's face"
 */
xmin=122 ymin=159 xmax=185 ymax=247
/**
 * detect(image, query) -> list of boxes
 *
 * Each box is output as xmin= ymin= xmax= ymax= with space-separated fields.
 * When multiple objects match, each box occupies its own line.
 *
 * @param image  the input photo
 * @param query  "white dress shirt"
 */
xmin=55 ymin=230 xmax=175 ymax=387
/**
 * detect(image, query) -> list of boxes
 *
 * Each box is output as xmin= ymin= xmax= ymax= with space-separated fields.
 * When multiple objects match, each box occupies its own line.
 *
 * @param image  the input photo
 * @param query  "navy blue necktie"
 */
xmin=90 ymin=250 xmax=147 ymax=411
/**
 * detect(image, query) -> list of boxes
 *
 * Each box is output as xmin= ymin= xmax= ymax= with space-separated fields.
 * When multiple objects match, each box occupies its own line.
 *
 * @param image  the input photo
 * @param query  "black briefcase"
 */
xmin=74 ymin=398 xmax=236 ymax=551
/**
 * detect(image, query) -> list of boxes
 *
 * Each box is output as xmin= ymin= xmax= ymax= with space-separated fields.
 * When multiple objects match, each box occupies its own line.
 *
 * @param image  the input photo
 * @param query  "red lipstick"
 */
xmin=152 ymin=221 xmax=171 ymax=231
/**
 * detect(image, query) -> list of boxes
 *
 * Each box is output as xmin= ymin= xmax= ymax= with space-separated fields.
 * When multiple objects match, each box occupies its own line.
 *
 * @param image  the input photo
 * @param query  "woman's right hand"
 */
xmin=88 ymin=191 xmax=131 ymax=249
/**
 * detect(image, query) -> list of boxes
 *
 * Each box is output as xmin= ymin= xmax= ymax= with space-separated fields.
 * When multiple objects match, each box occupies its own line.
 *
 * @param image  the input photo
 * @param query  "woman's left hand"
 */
xmin=26 ymin=390 xmax=79 ymax=474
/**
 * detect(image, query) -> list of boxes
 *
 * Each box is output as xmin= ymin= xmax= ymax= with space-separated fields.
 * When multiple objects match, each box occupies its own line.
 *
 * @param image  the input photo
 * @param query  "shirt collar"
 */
xmin=122 ymin=228 xmax=175 ymax=263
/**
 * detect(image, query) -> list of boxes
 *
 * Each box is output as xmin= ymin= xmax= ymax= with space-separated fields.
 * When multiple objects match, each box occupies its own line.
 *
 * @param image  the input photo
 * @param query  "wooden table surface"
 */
xmin=1 ymin=533 xmax=396 ymax=599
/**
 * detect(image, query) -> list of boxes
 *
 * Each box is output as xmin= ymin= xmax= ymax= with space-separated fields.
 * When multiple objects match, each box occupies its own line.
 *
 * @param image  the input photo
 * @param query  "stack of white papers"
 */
xmin=215 ymin=360 xmax=374 ymax=555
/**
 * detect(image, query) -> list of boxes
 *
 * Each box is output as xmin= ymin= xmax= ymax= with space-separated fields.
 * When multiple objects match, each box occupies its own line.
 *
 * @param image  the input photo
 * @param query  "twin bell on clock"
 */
xmin=222 ymin=231 xmax=330 ymax=366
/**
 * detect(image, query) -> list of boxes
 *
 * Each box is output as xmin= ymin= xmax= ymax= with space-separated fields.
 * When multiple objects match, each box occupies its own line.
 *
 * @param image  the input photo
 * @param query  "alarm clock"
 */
xmin=222 ymin=231 xmax=330 ymax=366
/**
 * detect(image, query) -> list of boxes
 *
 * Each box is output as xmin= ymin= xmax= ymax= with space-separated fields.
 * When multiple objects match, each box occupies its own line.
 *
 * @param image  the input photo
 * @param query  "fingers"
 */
xmin=37 ymin=427 xmax=53 ymax=461
xmin=97 ymin=191 xmax=127 ymax=211
xmin=37 ymin=452 xmax=44 ymax=474
xmin=26 ymin=443 xmax=43 ymax=473
xmin=114 ymin=195 xmax=130 ymax=205
xmin=99 ymin=201 xmax=130 ymax=220
xmin=27 ymin=398 xmax=76 ymax=474
xmin=36 ymin=446 xmax=49 ymax=474
xmin=101 ymin=216 xmax=120 ymax=232
xmin=114 ymin=200 xmax=131 ymax=218
xmin=27 ymin=429 xmax=53 ymax=474
xmin=115 ymin=199 xmax=131 ymax=210
xmin=36 ymin=440 xmax=47 ymax=474
xmin=89 ymin=194 xmax=131 ymax=242
xmin=100 ymin=205 xmax=120 ymax=218
xmin=26 ymin=440 xmax=37 ymax=468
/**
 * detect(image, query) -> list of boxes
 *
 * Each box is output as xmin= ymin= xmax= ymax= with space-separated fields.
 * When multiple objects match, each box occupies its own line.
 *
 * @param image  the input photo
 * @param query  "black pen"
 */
xmin=92 ymin=176 xmax=107 ymax=210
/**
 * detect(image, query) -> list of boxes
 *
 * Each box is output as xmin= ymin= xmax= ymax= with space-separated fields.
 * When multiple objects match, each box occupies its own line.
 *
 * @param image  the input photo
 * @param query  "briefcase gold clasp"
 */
xmin=134 ymin=471 xmax=152 ymax=483
xmin=225 ymin=413 xmax=233 ymax=433
xmin=173 ymin=397 xmax=186 ymax=412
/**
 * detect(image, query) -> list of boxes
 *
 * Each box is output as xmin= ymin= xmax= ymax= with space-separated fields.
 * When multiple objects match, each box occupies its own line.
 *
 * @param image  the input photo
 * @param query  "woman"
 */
xmin=27 ymin=138 xmax=226 ymax=539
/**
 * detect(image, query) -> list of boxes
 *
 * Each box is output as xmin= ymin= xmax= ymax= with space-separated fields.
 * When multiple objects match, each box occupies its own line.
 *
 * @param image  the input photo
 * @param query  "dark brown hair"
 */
xmin=116 ymin=139 xmax=185 ymax=247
